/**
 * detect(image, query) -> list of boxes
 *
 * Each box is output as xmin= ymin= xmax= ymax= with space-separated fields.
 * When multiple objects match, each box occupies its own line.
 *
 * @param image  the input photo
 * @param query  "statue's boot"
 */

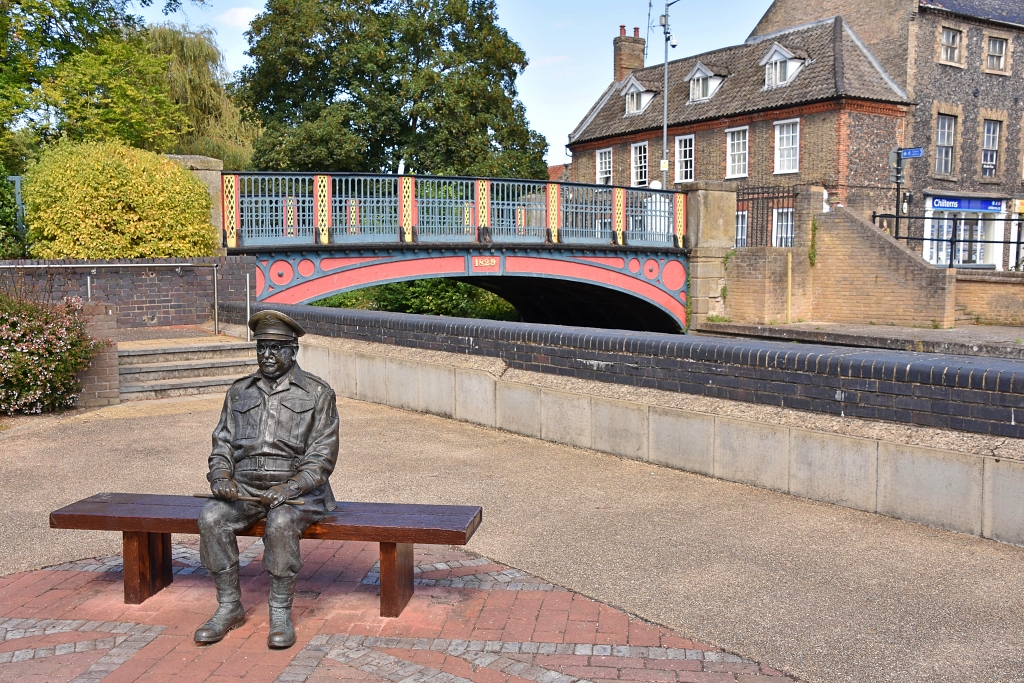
xmin=267 ymin=575 xmax=296 ymax=649
xmin=194 ymin=565 xmax=245 ymax=644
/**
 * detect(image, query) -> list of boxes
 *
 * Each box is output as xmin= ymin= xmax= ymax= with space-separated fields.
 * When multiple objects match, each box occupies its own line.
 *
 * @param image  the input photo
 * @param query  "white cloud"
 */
xmin=215 ymin=6 xmax=259 ymax=30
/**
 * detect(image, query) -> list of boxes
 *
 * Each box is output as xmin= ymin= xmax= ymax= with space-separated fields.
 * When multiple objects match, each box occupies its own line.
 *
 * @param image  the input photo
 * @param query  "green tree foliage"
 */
xmin=313 ymin=279 xmax=518 ymax=321
xmin=23 ymin=140 xmax=217 ymax=258
xmin=38 ymin=34 xmax=189 ymax=151
xmin=0 ymin=161 xmax=22 ymax=258
xmin=243 ymin=0 xmax=548 ymax=178
xmin=145 ymin=24 xmax=260 ymax=169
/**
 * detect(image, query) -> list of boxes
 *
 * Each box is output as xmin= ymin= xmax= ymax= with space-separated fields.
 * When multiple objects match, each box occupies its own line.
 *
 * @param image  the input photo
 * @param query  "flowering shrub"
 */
xmin=0 ymin=294 xmax=101 ymax=414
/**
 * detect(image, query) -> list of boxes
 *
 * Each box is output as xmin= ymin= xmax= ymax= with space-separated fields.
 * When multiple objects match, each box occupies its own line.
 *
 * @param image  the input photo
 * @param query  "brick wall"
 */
xmin=76 ymin=302 xmax=119 ymax=408
xmin=223 ymin=300 xmax=1024 ymax=438
xmin=956 ymin=270 xmax=1024 ymax=325
xmin=811 ymin=207 xmax=956 ymax=326
xmin=0 ymin=256 xmax=255 ymax=328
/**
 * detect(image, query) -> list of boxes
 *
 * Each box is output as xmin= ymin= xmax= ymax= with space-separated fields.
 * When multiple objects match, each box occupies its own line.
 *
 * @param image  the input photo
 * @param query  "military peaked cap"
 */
xmin=248 ymin=310 xmax=305 ymax=341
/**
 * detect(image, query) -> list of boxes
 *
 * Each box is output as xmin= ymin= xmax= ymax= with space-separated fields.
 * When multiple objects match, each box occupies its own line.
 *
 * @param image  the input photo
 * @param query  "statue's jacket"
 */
xmin=208 ymin=365 xmax=340 ymax=511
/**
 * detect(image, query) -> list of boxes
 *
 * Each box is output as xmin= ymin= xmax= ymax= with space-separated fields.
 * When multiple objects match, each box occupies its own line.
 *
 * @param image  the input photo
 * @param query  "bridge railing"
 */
xmin=221 ymin=173 xmax=686 ymax=249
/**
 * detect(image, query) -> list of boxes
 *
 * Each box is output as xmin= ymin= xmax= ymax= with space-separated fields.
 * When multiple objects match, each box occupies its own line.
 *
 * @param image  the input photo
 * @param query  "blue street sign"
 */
xmin=901 ymin=148 xmax=924 ymax=159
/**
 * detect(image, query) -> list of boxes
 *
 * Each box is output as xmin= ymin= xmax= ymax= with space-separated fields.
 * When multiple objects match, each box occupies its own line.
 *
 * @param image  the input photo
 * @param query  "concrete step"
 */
xmin=118 ymin=374 xmax=247 ymax=401
xmin=118 ymin=342 xmax=255 ymax=366
xmin=118 ymin=357 xmax=258 ymax=382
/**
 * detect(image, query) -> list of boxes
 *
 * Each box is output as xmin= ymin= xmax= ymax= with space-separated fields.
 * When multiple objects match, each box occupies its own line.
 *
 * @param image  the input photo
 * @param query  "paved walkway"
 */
xmin=2 ymin=395 xmax=1023 ymax=682
xmin=699 ymin=320 xmax=1024 ymax=359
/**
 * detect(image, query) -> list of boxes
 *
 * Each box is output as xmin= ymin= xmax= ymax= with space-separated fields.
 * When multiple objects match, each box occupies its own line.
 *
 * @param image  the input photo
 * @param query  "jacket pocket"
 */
xmin=232 ymin=395 xmax=262 ymax=440
xmin=277 ymin=396 xmax=315 ymax=447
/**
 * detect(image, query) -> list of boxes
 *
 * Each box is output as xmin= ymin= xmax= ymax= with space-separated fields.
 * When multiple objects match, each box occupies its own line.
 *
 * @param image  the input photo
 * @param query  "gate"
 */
xmin=735 ymin=187 xmax=797 ymax=248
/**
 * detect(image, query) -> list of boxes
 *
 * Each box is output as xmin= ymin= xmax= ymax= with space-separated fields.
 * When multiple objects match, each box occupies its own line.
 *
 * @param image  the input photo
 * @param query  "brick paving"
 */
xmin=0 ymin=541 xmax=791 ymax=683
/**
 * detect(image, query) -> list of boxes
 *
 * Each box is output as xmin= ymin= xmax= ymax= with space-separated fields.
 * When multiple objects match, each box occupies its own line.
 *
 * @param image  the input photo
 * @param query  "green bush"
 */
xmin=0 ymin=161 xmax=22 ymax=258
xmin=23 ymin=140 xmax=218 ymax=258
xmin=0 ymin=294 xmax=101 ymax=414
xmin=313 ymin=279 xmax=519 ymax=321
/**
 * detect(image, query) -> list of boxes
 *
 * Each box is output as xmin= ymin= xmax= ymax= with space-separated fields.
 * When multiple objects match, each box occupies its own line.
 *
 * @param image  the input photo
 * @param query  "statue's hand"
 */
xmin=211 ymin=477 xmax=238 ymax=501
xmin=262 ymin=481 xmax=301 ymax=509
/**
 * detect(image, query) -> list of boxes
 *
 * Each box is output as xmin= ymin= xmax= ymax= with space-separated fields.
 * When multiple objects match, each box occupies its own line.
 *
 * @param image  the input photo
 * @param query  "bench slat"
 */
xmin=50 ymin=493 xmax=483 ymax=545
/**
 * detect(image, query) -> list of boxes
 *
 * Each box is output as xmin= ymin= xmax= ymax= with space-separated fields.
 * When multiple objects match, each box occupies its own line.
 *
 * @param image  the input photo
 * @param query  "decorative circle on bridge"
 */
xmin=298 ymin=259 xmax=316 ymax=277
xmin=269 ymin=260 xmax=294 ymax=286
xmin=643 ymin=259 xmax=660 ymax=280
xmin=628 ymin=258 xmax=640 ymax=273
xmin=255 ymin=267 xmax=266 ymax=297
xmin=661 ymin=260 xmax=685 ymax=291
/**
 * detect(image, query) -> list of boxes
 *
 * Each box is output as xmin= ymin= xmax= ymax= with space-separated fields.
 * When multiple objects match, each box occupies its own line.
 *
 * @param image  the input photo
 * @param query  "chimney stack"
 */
xmin=613 ymin=25 xmax=645 ymax=82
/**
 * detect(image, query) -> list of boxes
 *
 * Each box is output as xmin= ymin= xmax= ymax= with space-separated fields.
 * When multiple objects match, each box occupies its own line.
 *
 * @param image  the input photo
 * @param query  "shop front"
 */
xmin=922 ymin=195 xmax=1008 ymax=269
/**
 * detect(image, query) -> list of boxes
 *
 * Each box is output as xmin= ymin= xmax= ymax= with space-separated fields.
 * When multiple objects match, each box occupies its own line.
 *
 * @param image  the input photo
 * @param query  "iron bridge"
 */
xmin=223 ymin=173 xmax=690 ymax=332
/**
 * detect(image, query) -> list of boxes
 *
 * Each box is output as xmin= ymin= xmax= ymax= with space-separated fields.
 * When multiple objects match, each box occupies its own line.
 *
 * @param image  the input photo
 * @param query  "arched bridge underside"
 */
xmin=245 ymin=246 xmax=689 ymax=333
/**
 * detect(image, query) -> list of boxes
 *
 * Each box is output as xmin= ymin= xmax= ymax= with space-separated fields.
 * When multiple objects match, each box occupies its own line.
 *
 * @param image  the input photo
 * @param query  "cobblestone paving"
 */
xmin=0 ymin=541 xmax=791 ymax=682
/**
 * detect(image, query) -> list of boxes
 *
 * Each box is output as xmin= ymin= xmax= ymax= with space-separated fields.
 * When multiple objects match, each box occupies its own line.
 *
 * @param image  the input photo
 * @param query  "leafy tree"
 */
xmin=37 ymin=33 xmax=188 ymax=151
xmin=145 ymin=24 xmax=260 ymax=169
xmin=313 ymin=279 xmax=518 ymax=321
xmin=243 ymin=0 xmax=548 ymax=178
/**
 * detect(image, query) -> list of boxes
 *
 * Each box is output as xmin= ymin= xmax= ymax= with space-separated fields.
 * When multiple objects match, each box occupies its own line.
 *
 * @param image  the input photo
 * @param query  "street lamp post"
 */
xmin=660 ymin=1 xmax=680 ymax=189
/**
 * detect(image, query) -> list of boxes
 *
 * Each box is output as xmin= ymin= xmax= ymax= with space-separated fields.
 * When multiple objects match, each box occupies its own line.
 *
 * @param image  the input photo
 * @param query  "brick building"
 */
xmin=573 ymin=0 xmax=1024 ymax=269
xmin=568 ymin=19 xmax=909 ymax=242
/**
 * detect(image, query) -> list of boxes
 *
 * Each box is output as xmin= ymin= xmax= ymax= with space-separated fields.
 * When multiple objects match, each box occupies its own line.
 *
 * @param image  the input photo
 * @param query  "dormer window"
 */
xmin=627 ymin=91 xmax=643 ymax=113
xmin=685 ymin=61 xmax=726 ymax=103
xmin=759 ymin=43 xmax=805 ymax=89
xmin=690 ymin=76 xmax=709 ymax=100
xmin=766 ymin=59 xmax=788 ymax=87
xmin=621 ymin=76 xmax=656 ymax=116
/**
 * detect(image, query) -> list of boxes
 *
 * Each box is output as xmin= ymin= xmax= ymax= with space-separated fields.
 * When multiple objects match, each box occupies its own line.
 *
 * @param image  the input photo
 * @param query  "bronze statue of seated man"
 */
xmin=194 ymin=310 xmax=339 ymax=649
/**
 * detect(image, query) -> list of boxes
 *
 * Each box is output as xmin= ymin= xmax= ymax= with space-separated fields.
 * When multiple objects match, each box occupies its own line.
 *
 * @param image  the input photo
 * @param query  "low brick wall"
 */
xmin=0 ymin=256 xmax=254 ymax=328
xmin=77 ymin=302 xmax=119 ymax=407
xmin=956 ymin=270 xmax=1024 ymax=326
xmin=223 ymin=302 xmax=1024 ymax=438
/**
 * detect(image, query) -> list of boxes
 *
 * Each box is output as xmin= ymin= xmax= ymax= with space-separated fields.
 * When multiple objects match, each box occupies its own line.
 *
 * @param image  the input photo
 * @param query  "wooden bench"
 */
xmin=50 ymin=493 xmax=483 ymax=618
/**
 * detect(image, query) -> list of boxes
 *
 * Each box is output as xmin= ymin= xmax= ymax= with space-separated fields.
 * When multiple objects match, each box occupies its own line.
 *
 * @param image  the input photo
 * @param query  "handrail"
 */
xmin=220 ymin=172 xmax=687 ymax=251
xmin=0 ymin=262 xmax=221 ymax=334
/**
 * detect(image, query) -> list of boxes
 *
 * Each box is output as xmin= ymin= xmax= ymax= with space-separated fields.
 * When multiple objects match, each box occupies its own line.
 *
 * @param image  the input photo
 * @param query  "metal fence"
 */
xmin=222 ymin=173 xmax=685 ymax=249
xmin=5 ymin=176 xmax=24 ymax=235
xmin=734 ymin=187 xmax=797 ymax=248
xmin=873 ymin=213 xmax=1024 ymax=269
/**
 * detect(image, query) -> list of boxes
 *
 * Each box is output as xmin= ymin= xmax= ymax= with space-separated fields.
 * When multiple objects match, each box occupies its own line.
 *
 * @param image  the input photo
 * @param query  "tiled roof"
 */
xmin=919 ymin=0 xmax=1024 ymax=28
xmin=569 ymin=17 xmax=907 ymax=145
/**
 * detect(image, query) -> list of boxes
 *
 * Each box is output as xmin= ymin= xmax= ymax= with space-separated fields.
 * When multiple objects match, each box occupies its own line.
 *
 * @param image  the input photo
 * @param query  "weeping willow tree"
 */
xmin=145 ymin=24 xmax=259 ymax=169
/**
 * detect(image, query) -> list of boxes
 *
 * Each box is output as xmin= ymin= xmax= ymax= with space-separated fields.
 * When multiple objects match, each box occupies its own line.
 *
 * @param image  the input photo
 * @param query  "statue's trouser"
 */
xmin=197 ymin=482 xmax=325 ymax=647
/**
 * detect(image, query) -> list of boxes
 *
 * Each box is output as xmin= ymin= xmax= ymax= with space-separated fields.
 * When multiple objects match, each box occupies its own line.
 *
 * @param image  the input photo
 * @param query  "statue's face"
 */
xmin=256 ymin=341 xmax=297 ymax=381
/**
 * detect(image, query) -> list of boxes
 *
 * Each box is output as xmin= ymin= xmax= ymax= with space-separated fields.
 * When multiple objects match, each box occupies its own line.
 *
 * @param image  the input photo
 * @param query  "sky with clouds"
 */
xmin=136 ymin=0 xmax=775 ymax=164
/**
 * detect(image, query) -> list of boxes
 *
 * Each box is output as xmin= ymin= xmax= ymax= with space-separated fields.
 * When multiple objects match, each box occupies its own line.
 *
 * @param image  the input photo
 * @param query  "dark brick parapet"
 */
xmin=223 ymin=302 xmax=1024 ymax=438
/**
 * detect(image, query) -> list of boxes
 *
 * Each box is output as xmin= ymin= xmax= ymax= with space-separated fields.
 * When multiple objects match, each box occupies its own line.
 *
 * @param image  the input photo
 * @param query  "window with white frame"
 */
xmin=774 ymin=120 xmax=800 ymax=174
xmin=987 ymin=37 xmax=1008 ymax=70
xmin=726 ymin=128 xmax=748 ymax=178
xmin=982 ymin=120 xmax=1001 ymax=177
xmin=675 ymin=135 xmax=694 ymax=183
xmin=626 ymin=91 xmax=643 ymax=114
xmin=765 ymin=59 xmax=789 ymax=87
xmin=772 ymin=208 xmax=794 ymax=247
xmin=941 ymin=28 xmax=962 ymax=63
xmin=935 ymin=114 xmax=956 ymax=175
xmin=596 ymin=148 xmax=612 ymax=185
xmin=735 ymin=211 xmax=748 ymax=247
xmin=690 ymin=76 xmax=710 ymax=101
xmin=631 ymin=142 xmax=648 ymax=186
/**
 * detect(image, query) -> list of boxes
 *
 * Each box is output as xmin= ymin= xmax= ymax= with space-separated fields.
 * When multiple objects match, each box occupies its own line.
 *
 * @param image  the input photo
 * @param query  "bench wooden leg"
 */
xmin=122 ymin=531 xmax=173 ymax=604
xmin=379 ymin=542 xmax=413 ymax=618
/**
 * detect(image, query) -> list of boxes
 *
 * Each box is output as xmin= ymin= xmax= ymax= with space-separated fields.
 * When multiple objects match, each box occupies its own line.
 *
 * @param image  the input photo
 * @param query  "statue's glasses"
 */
xmin=256 ymin=342 xmax=297 ymax=356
